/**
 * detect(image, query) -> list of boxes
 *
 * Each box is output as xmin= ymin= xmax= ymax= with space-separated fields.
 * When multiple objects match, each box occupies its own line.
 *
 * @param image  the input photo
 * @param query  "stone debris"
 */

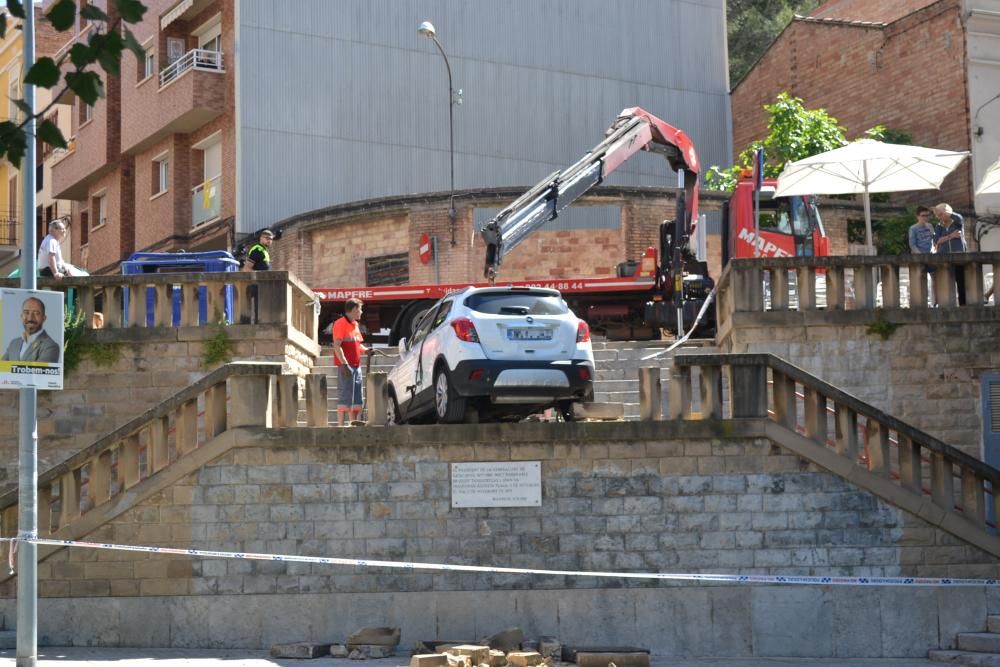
xmin=348 ymin=645 xmax=395 ymax=660
xmin=481 ymin=628 xmax=525 ymax=653
xmin=560 ymin=647 xmax=649 ymax=663
xmin=538 ymin=638 xmax=561 ymax=659
xmin=415 ymin=641 xmax=475 ymax=654
xmin=445 ymin=644 xmax=491 ymax=665
xmin=489 ymin=649 xmax=507 ymax=667
xmin=269 ymin=642 xmax=332 ymax=659
xmin=410 ymin=655 xmax=451 ymax=667
xmin=506 ymin=651 xmax=544 ymax=667
xmin=347 ymin=626 xmax=401 ymax=648
xmin=330 ymin=645 xmax=350 ymax=658
xmin=574 ymin=653 xmax=649 ymax=667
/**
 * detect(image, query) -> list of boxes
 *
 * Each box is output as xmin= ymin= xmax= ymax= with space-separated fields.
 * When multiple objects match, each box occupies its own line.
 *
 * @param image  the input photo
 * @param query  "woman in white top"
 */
xmin=37 ymin=220 xmax=68 ymax=278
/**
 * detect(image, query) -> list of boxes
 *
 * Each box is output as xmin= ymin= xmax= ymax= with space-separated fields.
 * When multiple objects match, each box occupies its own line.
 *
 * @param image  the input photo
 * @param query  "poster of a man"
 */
xmin=2 ymin=297 xmax=60 ymax=362
xmin=0 ymin=288 xmax=64 ymax=390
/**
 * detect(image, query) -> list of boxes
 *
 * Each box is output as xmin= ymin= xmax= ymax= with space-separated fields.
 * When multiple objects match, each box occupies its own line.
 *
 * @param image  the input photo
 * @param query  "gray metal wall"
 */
xmin=236 ymin=0 xmax=732 ymax=234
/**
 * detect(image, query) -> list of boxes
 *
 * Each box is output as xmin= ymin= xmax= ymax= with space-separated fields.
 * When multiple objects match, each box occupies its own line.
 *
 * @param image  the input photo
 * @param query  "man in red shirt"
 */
xmin=332 ymin=298 xmax=368 ymax=425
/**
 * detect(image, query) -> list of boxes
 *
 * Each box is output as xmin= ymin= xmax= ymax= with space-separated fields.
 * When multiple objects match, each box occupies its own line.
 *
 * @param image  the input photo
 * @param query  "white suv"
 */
xmin=386 ymin=286 xmax=595 ymax=424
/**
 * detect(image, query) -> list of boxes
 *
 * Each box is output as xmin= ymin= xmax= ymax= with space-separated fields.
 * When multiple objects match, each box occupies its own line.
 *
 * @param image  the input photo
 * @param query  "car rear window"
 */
xmin=464 ymin=292 xmax=568 ymax=315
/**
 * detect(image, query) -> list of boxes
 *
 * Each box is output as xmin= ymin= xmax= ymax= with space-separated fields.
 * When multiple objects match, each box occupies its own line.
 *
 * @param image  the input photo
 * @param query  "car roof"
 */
xmin=459 ymin=285 xmax=561 ymax=297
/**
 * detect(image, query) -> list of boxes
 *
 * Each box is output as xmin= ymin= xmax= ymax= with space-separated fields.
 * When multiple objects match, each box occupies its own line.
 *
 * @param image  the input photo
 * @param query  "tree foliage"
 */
xmin=0 ymin=0 xmax=147 ymax=166
xmin=727 ymin=0 xmax=821 ymax=86
xmin=705 ymin=92 xmax=848 ymax=191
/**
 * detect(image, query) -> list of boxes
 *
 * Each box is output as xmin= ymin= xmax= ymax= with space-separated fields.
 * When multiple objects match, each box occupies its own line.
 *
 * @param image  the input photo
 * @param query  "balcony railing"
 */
xmin=159 ymin=48 xmax=224 ymax=88
xmin=192 ymin=175 xmax=221 ymax=227
xmin=0 ymin=214 xmax=17 ymax=246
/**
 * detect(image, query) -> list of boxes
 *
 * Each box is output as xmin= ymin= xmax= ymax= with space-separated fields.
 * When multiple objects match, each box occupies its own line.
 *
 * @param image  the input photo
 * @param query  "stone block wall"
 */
xmin=0 ymin=324 xmax=316 ymax=493
xmin=3 ymin=424 xmax=996 ymax=653
xmin=722 ymin=315 xmax=1000 ymax=460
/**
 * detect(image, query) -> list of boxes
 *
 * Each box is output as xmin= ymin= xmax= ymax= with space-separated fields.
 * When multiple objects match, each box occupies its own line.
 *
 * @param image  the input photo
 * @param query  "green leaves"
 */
xmin=46 ymin=0 xmax=76 ymax=31
xmin=24 ymin=57 xmax=61 ymax=88
xmin=113 ymin=0 xmax=147 ymax=23
xmin=0 ymin=1 xmax=148 ymax=164
xmin=37 ymin=119 xmax=68 ymax=150
xmin=5 ymin=0 xmax=24 ymax=19
xmin=66 ymin=71 xmax=104 ymax=105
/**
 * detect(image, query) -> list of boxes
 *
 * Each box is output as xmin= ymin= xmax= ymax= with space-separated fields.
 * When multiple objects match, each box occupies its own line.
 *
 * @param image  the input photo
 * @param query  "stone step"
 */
xmin=0 ymin=630 xmax=15 ymax=650
xmin=929 ymin=649 xmax=1000 ymax=666
xmin=988 ymin=617 xmax=1000 ymax=634
xmin=958 ymin=634 xmax=1000 ymax=654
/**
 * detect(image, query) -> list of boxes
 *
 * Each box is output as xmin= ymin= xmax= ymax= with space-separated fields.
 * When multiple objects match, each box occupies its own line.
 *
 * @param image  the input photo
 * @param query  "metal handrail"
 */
xmin=159 ymin=48 xmax=224 ymax=88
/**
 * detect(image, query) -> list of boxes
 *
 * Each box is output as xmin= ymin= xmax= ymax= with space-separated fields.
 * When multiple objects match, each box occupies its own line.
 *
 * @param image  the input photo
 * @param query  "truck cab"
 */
xmin=723 ymin=177 xmax=829 ymax=263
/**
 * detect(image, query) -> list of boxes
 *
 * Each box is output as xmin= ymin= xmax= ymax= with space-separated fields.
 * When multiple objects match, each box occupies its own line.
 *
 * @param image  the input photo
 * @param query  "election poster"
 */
xmin=0 ymin=288 xmax=64 ymax=390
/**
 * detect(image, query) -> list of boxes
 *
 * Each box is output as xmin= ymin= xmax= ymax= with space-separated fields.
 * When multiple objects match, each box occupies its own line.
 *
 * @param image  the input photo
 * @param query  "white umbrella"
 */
xmin=976 ymin=156 xmax=1000 ymax=195
xmin=775 ymin=139 xmax=969 ymax=253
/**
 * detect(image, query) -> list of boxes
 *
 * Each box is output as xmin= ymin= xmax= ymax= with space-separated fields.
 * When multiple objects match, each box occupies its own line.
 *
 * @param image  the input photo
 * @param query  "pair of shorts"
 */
xmin=337 ymin=364 xmax=363 ymax=409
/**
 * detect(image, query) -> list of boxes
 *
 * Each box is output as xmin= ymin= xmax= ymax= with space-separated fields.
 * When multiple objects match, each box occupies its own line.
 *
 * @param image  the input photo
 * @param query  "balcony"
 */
xmin=51 ymin=102 xmax=115 ymax=200
xmin=192 ymin=176 xmax=221 ymax=227
xmin=120 ymin=49 xmax=226 ymax=155
xmin=160 ymin=48 xmax=223 ymax=88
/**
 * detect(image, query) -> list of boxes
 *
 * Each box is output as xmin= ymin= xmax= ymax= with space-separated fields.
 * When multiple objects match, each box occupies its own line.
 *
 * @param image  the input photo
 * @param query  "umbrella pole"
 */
xmin=862 ymin=164 xmax=874 ymax=255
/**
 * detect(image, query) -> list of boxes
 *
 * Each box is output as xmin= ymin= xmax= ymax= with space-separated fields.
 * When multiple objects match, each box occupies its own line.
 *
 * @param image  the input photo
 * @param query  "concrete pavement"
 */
xmin=0 ymin=648 xmax=940 ymax=667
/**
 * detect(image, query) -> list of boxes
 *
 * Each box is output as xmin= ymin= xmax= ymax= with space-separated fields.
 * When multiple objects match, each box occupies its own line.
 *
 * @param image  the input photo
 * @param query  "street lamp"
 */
xmin=418 ymin=20 xmax=459 ymax=246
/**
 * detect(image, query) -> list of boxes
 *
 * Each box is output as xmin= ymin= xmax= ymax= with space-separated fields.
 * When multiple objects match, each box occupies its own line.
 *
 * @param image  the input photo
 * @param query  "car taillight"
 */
xmin=578 ymin=367 xmax=591 ymax=381
xmin=451 ymin=318 xmax=480 ymax=343
xmin=576 ymin=321 xmax=591 ymax=343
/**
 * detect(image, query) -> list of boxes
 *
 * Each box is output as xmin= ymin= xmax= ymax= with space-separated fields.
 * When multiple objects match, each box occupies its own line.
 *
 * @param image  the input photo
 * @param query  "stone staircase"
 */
xmin=308 ymin=339 xmax=717 ymax=422
xmin=931 ymin=616 xmax=1000 ymax=666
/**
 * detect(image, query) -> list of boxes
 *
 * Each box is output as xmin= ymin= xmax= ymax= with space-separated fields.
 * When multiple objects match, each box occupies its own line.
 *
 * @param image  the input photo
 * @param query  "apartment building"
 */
xmin=52 ymin=0 xmax=732 ymax=275
xmin=51 ymin=0 xmax=232 ymax=273
xmin=0 ymin=9 xmax=75 ymax=277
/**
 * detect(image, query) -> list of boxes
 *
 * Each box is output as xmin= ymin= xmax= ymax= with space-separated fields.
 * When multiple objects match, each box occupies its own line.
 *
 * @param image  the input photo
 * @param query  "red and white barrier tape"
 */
xmin=1 ymin=535 xmax=996 ymax=587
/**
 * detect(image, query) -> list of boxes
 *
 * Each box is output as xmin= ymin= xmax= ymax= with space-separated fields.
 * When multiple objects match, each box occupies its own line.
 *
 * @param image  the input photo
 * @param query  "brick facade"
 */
xmin=731 ymin=0 xmax=972 ymax=209
xmin=53 ymin=0 xmax=236 ymax=274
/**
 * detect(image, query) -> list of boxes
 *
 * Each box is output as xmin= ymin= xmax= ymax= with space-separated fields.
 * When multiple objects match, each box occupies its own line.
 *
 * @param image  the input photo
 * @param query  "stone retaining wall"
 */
xmin=2 ymin=423 xmax=997 ymax=655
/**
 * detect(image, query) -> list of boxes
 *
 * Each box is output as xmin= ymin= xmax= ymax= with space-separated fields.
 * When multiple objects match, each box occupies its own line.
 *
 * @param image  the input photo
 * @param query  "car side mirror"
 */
xmin=398 ymin=338 xmax=408 ymax=355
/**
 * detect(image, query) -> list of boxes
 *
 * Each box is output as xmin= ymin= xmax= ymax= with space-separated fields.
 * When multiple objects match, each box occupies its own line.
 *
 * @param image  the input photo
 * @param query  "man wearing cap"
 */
xmin=932 ymin=203 xmax=967 ymax=305
xmin=242 ymin=229 xmax=274 ymax=272
xmin=37 ymin=219 xmax=68 ymax=279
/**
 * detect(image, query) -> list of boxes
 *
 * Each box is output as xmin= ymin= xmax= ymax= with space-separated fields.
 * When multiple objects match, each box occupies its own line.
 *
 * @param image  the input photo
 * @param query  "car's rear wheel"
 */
xmin=434 ymin=368 xmax=467 ymax=424
xmin=386 ymin=389 xmax=402 ymax=426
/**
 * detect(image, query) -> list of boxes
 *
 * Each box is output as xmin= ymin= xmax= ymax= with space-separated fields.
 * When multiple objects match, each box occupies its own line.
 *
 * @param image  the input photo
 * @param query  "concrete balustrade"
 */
xmin=716 ymin=253 xmax=1000 ymax=341
xmin=666 ymin=352 xmax=1000 ymax=556
xmin=0 ymin=272 xmax=319 ymax=346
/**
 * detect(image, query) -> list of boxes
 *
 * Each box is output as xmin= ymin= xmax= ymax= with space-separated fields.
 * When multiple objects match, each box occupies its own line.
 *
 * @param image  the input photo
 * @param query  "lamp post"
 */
xmin=418 ymin=20 xmax=458 ymax=246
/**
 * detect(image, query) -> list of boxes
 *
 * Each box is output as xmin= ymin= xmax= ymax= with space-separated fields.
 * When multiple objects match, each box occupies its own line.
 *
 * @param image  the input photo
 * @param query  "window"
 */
xmin=465 ymin=291 xmax=569 ymax=316
xmin=78 ymin=100 xmax=93 ymax=125
xmin=8 ymin=80 xmax=18 ymax=121
xmin=80 ymin=209 xmax=89 ymax=245
xmin=365 ymin=253 xmax=409 ymax=286
xmin=139 ymin=48 xmax=155 ymax=80
xmin=153 ymin=154 xmax=169 ymax=195
xmin=92 ymin=193 xmax=106 ymax=229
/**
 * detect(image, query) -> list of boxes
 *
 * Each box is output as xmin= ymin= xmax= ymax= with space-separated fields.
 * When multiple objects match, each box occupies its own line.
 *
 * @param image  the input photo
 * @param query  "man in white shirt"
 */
xmin=37 ymin=219 xmax=68 ymax=278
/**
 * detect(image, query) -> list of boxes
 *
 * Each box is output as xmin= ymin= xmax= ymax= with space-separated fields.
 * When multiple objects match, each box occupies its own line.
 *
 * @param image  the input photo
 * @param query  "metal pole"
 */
xmin=430 ymin=36 xmax=456 ymax=246
xmin=432 ymin=236 xmax=440 ymax=285
xmin=17 ymin=4 xmax=39 ymax=667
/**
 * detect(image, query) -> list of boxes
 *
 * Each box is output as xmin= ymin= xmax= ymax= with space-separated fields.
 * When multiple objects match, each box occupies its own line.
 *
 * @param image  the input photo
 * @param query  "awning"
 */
xmin=160 ymin=0 xmax=194 ymax=30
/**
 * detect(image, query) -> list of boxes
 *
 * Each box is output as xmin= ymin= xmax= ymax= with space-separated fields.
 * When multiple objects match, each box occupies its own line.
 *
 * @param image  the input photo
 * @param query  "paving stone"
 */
xmin=330 ymin=645 xmax=349 ymax=657
xmin=575 ymin=652 xmax=650 ymax=667
xmin=959 ymin=633 xmax=1000 ymax=653
xmin=445 ymin=645 xmax=491 ymax=665
xmin=269 ymin=642 xmax=332 ymax=659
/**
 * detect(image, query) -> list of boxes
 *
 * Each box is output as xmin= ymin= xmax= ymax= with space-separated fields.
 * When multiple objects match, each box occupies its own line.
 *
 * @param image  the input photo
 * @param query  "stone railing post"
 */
xmin=175 ymin=399 xmax=199 ymax=455
xmin=826 ymin=267 xmax=845 ymax=310
xmin=964 ymin=262 xmax=984 ymax=305
xmin=770 ymin=269 xmax=789 ymax=310
xmin=897 ymin=435 xmax=922 ymax=493
xmin=771 ymin=371 xmax=796 ymax=430
xmin=366 ymin=371 xmax=388 ymax=426
xmin=274 ymin=374 xmax=300 ymax=428
xmin=727 ymin=362 xmax=767 ymax=418
xmin=127 ymin=284 xmax=147 ymax=328
xmin=229 ymin=374 xmax=274 ymax=428
xmin=104 ymin=286 xmax=124 ymax=328
xmin=668 ymin=363 xmax=692 ymax=419
xmin=256 ymin=279 xmax=291 ymax=326
xmin=150 ymin=416 xmax=169 ymax=472
xmin=961 ymin=469 xmax=986 ymax=525
xmin=803 ymin=387 xmax=827 ymax=444
xmin=852 ymin=266 xmax=875 ymax=310
xmin=305 ymin=373 xmax=329 ymax=427
xmin=796 ymin=266 xmax=816 ymax=310
xmin=865 ymin=420 xmax=891 ymax=477
xmin=638 ymin=367 xmax=662 ymax=421
xmin=734 ymin=267 xmax=763 ymax=312
xmin=153 ymin=284 xmax=174 ymax=327
xmin=908 ymin=264 xmax=928 ymax=308
xmin=930 ymin=452 xmax=953 ymax=511
xmin=699 ymin=365 xmax=723 ymax=419
xmin=935 ymin=264 xmax=957 ymax=308
xmin=79 ymin=287 xmax=96 ymax=327
xmin=880 ymin=264 xmax=900 ymax=309
xmin=833 ymin=403 xmax=858 ymax=462
xmin=204 ymin=382 xmax=227 ymax=439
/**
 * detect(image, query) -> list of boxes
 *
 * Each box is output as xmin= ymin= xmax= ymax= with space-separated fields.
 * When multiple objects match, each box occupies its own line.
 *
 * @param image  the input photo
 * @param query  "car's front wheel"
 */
xmin=434 ymin=367 xmax=467 ymax=424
